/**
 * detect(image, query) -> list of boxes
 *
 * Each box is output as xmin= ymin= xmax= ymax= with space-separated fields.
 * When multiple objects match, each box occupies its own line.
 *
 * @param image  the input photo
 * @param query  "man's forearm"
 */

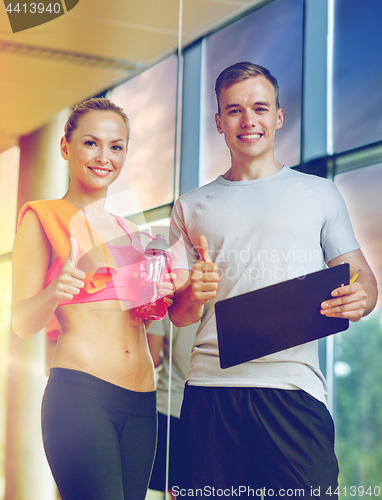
xmin=169 ymin=285 xmax=205 ymax=327
xmin=358 ymin=269 xmax=378 ymax=317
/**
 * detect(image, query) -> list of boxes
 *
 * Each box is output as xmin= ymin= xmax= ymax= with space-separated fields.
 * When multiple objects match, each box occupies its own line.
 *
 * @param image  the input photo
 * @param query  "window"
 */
xmin=0 ymin=261 xmax=11 ymax=499
xmin=108 ymin=56 xmax=177 ymax=217
xmin=334 ymin=164 xmax=382 ymax=489
xmin=0 ymin=145 xmax=20 ymax=497
xmin=334 ymin=0 xmax=382 ymax=153
xmin=335 ymin=164 xmax=382 ymax=295
xmin=204 ymin=0 xmax=303 ymax=183
xmin=0 ymin=146 xmax=20 ymax=255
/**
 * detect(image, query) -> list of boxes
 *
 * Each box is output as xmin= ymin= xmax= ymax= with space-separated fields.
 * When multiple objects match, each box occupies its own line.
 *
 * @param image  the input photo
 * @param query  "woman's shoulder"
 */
xmin=112 ymin=214 xmax=140 ymax=238
xmin=20 ymin=198 xmax=68 ymax=211
xmin=16 ymin=199 xmax=75 ymax=262
xmin=17 ymin=204 xmax=48 ymax=233
xmin=18 ymin=199 xmax=77 ymax=229
xmin=14 ymin=205 xmax=51 ymax=257
xmin=122 ymin=217 xmax=139 ymax=235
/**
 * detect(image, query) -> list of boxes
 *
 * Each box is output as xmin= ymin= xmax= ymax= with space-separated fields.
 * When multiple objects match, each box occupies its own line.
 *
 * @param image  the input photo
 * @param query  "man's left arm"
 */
xmin=320 ymin=249 xmax=378 ymax=322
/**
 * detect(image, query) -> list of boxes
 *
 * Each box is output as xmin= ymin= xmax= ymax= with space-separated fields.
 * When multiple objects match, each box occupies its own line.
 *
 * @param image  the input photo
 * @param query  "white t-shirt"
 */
xmin=169 ymin=166 xmax=360 ymax=404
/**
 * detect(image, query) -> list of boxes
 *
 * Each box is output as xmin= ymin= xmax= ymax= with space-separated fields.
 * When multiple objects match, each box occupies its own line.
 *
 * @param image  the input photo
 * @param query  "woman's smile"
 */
xmin=87 ymin=166 xmax=112 ymax=176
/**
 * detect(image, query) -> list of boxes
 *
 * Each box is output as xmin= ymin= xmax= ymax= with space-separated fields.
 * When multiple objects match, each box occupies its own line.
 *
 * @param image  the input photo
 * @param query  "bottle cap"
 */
xmin=146 ymin=234 xmax=171 ymax=253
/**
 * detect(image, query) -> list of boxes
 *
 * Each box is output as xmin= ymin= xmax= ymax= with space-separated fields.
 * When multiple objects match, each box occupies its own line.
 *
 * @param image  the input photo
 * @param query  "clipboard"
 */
xmin=215 ymin=263 xmax=350 ymax=369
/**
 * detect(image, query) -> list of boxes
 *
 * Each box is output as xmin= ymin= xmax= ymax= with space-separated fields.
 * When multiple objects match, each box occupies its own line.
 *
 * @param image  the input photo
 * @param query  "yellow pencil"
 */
xmin=349 ymin=270 xmax=360 ymax=285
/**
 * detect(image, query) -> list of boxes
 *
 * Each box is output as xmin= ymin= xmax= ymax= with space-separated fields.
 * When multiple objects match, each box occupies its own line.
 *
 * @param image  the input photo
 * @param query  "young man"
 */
xmin=169 ymin=62 xmax=378 ymax=498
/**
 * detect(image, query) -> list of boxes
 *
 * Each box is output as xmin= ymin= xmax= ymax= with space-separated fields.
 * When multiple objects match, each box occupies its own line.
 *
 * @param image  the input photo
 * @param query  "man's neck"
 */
xmin=222 ymin=155 xmax=283 ymax=181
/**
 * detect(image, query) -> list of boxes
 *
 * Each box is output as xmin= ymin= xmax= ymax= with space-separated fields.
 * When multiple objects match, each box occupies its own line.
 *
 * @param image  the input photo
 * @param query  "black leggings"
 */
xmin=41 ymin=368 xmax=157 ymax=500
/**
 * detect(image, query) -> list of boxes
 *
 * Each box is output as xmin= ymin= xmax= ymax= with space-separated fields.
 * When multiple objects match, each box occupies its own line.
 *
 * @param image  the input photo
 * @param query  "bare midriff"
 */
xmin=53 ymin=300 xmax=155 ymax=392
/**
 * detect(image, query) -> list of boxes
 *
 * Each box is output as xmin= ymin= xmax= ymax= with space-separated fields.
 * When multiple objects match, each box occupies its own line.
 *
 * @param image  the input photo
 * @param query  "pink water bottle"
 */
xmin=134 ymin=234 xmax=172 ymax=321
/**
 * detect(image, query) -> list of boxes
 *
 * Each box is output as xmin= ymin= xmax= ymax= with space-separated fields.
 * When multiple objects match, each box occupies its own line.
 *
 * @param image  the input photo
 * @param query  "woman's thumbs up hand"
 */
xmin=51 ymin=237 xmax=86 ymax=301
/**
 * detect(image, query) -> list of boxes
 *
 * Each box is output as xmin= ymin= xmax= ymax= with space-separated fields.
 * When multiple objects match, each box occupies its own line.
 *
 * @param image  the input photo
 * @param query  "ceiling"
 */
xmin=0 ymin=0 xmax=263 ymax=153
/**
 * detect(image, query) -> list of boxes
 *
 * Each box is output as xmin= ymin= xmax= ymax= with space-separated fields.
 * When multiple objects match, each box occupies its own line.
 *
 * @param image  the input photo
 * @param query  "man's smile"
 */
xmin=237 ymin=133 xmax=262 ymax=140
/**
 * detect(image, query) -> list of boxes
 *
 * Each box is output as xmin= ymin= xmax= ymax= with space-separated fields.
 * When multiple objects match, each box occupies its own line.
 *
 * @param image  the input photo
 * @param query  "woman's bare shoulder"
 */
xmin=121 ymin=218 xmax=140 ymax=237
xmin=16 ymin=209 xmax=50 ymax=247
xmin=13 ymin=208 xmax=51 ymax=269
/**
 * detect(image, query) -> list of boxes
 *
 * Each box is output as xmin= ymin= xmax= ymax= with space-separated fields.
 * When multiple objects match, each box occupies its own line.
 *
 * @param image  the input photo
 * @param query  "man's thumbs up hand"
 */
xmin=190 ymin=235 xmax=219 ymax=304
xmin=198 ymin=235 xmax=212 ymax=263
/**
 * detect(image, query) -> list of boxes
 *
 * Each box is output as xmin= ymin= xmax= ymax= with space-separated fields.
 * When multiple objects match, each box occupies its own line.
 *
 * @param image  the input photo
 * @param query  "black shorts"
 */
xmin=179 ymin=385 xmax=339 ymax=499
xmin=42 ymin=368 xmax=157 ymax=500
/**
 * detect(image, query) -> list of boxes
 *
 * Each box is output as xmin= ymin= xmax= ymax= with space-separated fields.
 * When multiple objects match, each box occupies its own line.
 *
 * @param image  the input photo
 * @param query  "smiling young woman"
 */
xmin=11 ymin=98 xmax=174 ymax=500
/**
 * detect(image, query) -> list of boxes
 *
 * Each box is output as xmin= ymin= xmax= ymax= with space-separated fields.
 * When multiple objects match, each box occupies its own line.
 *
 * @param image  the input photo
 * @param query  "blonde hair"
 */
xmin=64 ymin=98 xmax=129 ymax=142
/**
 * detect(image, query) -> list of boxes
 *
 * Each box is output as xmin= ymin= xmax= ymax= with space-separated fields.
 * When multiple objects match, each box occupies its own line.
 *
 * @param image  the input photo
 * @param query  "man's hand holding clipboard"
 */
xmin=215 ymin=263 xmax=351 ymax=369
xmin=320 ymin=248 xmax=375 ymax=322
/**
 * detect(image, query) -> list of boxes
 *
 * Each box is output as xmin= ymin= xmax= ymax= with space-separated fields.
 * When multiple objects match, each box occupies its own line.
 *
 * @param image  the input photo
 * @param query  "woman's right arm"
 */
xmin=12 ymin=210 xmax=85 ymax=339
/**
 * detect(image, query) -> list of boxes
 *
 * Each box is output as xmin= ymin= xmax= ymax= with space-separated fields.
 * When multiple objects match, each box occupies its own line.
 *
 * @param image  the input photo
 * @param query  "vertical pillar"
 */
xmin=5 ymin=109 xmax=69 ymax=500
xmin=302 ymin=0 xmax=337 ymax=413
xmin=301 ymin=0 xmax=328 ymax=163
xmin=179 ymin=40 xmax=204 ymax=195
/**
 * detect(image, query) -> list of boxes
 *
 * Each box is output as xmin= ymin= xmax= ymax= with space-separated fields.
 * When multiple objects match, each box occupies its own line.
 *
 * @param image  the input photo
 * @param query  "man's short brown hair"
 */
xmin=215 ymin=62 xmax=280 ymax=113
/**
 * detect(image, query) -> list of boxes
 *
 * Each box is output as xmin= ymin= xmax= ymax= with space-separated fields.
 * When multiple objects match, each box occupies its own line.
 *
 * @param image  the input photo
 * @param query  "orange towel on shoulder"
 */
xmin=17 ymin=199 xmax=118 ymax=294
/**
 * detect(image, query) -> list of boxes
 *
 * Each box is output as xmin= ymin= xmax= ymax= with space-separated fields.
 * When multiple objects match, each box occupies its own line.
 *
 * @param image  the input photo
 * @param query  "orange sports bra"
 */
xmin=44 ymin=215 xmax=144 ymax=306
